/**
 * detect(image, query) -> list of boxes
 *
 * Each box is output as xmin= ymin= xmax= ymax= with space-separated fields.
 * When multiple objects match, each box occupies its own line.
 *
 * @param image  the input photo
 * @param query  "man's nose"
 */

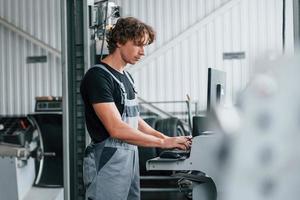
xmin=139 ymin=46 xmax=145 ymax=55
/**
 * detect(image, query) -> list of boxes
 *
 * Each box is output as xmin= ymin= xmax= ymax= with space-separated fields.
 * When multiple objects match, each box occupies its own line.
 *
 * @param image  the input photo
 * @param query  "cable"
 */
xmin=100 ymin=0 xmax=109 ymax=60
xmin=177 ymin=171 xmax=193 ymax=200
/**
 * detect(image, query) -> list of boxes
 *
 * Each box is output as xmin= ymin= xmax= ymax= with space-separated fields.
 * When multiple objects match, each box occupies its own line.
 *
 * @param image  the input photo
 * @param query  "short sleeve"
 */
xmin=82 ymin=68 xmax=115 ymax=104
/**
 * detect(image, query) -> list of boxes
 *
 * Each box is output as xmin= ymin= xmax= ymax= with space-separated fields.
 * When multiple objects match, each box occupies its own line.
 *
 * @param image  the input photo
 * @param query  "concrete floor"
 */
xmin=141 ymin=191 xmax=189 ymax=200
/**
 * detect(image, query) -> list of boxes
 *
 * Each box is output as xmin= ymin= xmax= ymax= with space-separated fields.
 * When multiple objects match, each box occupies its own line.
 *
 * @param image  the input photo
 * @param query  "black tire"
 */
xmin=143 ymin=117 xmax=158 ymax=128
xmin=138 ymin=117 xmax=161 ymax=175
xmin=155 ymin=117 xmax=186 ymax=137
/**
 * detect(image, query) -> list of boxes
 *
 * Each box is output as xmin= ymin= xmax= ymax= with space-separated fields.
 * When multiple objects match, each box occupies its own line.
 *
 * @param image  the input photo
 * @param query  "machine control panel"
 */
xmin=35 ymin=96 xmax=62 ymax=112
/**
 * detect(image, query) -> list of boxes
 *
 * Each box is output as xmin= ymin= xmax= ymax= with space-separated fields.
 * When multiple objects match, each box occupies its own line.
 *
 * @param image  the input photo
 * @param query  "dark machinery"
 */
xmin=29 ymin=96 xmax=63 ymax=187
xmin=0 ymin=96 xmax=64 ymax=200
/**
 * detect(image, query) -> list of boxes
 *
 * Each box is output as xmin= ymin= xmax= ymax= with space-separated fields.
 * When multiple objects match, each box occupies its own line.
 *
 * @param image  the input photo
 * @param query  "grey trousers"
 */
xmin=83 ymin=138 xmax=140 ymax=200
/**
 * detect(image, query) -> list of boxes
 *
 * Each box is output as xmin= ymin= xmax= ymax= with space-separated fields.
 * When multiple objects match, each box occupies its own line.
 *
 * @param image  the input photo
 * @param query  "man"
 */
xmin=80 ymin=17 xmax=192 ymax=200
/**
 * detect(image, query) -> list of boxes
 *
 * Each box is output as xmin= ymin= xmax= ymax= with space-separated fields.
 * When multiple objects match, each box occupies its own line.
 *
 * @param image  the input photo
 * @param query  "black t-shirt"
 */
xmin=80 ymin=62 xmax=136 ymax=142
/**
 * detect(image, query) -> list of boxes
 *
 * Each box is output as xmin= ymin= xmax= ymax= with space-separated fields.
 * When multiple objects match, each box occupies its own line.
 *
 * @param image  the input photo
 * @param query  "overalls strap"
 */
xmin=94 ymin=64 xmax=127 ymax=104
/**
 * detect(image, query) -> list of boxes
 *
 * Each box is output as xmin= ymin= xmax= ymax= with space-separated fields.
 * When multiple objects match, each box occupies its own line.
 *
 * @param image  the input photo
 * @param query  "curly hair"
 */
xmin=106 ymin=17 xmax=156 ymax=54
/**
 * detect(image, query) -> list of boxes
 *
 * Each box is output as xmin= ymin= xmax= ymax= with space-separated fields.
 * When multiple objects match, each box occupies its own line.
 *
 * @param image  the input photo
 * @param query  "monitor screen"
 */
xmin=207 ymin=68 xmax=226 ymax=113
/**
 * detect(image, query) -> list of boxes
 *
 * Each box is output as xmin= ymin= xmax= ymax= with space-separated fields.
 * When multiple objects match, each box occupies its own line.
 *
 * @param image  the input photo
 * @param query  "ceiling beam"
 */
xmin=0 ymin=16 xmax=61 ymax=58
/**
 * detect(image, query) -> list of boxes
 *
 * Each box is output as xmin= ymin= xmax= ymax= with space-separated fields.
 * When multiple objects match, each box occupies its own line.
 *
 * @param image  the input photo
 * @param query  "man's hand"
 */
xmin=161 ymin=136 xmax=192 ymax=150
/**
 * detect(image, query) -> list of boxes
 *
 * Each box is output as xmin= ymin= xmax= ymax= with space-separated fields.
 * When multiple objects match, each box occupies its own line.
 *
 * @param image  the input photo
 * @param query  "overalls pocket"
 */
xmin=83 ymin=145 xmax=97 ymax=188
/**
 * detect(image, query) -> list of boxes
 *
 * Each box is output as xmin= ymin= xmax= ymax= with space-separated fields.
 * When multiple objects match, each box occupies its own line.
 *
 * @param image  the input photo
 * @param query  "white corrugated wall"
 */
xmin=0 ymin=0 xmax=61 ymax=115
xmin=0 ymin=0 xmax=289 ymax=116
xmin=113 ymin=0 xmax=284 ymax=115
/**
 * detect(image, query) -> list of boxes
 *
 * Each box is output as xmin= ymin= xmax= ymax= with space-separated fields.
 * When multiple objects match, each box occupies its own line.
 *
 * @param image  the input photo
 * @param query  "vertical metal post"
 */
xmin=294 ymin=0 xmax=300 ymax=50
xmin=62 ymin=0 xmax=86 ymax=199
xmin=83 ymin=0 xmax=95 ymax=146
xmin=283 ymin=0 xmax=286 ymax=52
xmin=61 ymin=0 xmax=70 ymax=199
xmin=186 ymin=95 xmax=193 ymax=133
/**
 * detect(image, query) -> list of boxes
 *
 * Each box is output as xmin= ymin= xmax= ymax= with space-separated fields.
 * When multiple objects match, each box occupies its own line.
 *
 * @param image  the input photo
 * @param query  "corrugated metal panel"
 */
xmin=0 ymin=0 xmax=284 ymax=116
xmin=113 ymin=0 xmax=283 ymax=115
xmin=0 ymin=0 xmax=61 ymax=115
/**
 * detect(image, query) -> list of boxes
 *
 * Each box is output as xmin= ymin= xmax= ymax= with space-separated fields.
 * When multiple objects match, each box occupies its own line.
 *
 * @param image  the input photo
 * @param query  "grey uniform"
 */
xmin=83 ymin=65 xmax=140 ymax=200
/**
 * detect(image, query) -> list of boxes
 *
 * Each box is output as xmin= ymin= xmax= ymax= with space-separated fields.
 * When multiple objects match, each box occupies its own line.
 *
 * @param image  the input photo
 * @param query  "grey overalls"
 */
xmin=83 ymin=65 xmax=140 ymax=200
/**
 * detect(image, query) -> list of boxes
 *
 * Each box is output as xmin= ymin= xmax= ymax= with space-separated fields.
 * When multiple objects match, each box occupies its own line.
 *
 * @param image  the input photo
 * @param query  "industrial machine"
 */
xmin=143 ymin=68 xmax=228 ymax=199
xmin=0 ymin=96 xmax=64 ymax=200
xmin=0 ymin=116 xmax=37 ymax=200
xmin=146 ymin=134 xmax=224 ymax=200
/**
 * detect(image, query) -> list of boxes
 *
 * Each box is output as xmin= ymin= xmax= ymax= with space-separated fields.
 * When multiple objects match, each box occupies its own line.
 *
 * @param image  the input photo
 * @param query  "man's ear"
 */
xmin=116 ymin=42 xmax=122 ymax=48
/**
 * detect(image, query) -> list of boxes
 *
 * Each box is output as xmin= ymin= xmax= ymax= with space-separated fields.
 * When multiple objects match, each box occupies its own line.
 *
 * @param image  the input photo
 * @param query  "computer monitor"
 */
xmin=207 ymin=68 xmax=226 ymax=113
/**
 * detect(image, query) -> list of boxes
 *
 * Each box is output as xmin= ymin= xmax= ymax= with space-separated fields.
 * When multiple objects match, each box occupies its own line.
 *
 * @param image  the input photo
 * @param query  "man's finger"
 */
xmin=177 ymin=144 xmax=187 ymax=150
xmin=186 ymin=136 xmax=192 ymax=141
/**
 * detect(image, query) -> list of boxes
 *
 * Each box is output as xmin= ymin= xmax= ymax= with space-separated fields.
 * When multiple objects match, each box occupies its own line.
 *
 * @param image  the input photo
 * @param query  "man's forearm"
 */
xmin=137 ymin=117 xmax=168 ymax=139
xmin=109 ymin=119 xmax=190 ymax=150
xmin=108 ymin=120 xmax=164 ymax=147
xmin=146 ymin=129 xmax=167 ymax=139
